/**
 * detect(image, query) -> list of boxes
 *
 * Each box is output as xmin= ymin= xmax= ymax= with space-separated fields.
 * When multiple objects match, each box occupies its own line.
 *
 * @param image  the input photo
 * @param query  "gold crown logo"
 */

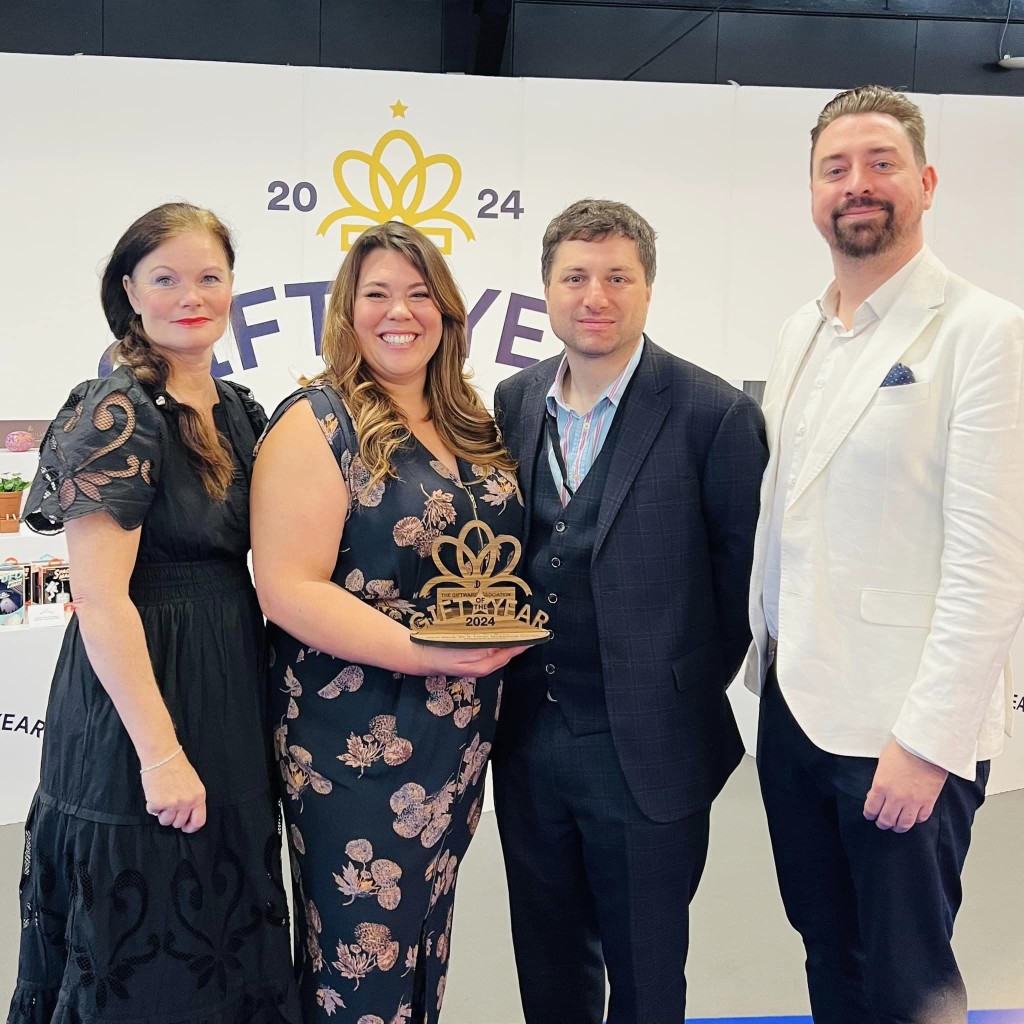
xmin=317 ymin=128 xmax=475 ymax=253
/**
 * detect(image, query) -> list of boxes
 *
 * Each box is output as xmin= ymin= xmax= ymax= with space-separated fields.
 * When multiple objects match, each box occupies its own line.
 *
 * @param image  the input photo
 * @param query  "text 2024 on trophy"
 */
xmin=409 ymin=519 xmax=552 ymax=648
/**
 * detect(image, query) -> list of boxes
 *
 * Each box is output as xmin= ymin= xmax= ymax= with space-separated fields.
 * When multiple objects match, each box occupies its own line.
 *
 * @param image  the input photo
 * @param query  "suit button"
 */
xmin=551 ymin=557 xmax=561 ymax=568
xmin=548 ymin=593 xmax=558 ymax=604
xmin=545 ymin=663 xmax=555 ymax=675
xmin=555 ymin=521 xmax=566 ymax=533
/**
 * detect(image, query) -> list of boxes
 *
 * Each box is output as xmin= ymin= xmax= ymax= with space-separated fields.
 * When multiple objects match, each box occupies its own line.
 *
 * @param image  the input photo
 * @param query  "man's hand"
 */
xmin=863 ymin=739 xmax=948 ymax=833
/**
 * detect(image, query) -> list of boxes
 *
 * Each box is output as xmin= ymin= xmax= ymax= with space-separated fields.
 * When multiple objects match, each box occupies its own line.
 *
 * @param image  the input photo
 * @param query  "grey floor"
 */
xmin=1 ymin=757 xmax=1021 ymax=1022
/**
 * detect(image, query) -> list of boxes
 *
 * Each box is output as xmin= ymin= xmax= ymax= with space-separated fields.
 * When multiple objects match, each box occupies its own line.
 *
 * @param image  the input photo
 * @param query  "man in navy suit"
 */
xmin=491 ymin=199 xmax=768 ymax=1024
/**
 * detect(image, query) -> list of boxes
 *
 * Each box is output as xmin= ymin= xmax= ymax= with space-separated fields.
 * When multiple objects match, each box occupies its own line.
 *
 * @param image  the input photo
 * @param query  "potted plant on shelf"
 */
xmin=0 ymin=473 xmax=31 ymax=534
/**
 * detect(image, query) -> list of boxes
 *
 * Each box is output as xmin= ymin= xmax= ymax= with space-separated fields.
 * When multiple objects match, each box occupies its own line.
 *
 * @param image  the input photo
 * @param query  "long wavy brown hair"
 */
xmin=100 ymin=203 xmax=236 ymax=502
xmin=313 ymin=222 xmax=514 ymax=489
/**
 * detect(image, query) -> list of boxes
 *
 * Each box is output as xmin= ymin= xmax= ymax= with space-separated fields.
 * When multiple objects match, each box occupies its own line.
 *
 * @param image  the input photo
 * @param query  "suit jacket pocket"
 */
xmin=872 ymin=380 xmax=931 ymax=406
xmin=671 ymin=643 xmax=725 ymax=694
xmin=860 ymin=589 xmax=935 ymax=628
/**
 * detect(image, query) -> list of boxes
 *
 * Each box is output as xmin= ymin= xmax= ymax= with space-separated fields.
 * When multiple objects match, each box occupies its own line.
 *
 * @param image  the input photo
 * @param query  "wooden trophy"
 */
xmin=409 ymin=519 xmax=552 ymax=648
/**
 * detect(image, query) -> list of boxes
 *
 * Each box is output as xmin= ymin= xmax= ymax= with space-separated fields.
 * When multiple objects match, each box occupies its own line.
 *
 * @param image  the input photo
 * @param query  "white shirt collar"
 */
xmin=546 ymin=337 xmax=646 ymax=416
xmin=815 ymin=247 xmax=927 ymax=338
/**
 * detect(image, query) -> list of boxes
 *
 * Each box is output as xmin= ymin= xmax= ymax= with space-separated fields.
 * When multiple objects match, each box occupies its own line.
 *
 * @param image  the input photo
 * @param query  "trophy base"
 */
xmin=409 ymin=627 xmax=552 ymax=649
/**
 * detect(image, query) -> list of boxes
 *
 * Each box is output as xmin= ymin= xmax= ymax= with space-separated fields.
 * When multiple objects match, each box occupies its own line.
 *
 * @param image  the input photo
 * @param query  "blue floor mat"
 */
xmin=685 ymin=1013 xmax=1024 ymax=1024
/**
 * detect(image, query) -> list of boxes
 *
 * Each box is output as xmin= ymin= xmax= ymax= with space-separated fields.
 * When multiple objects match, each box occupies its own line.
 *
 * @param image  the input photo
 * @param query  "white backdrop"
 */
xmin=1 ymin=54 xmax=1023 ymax=814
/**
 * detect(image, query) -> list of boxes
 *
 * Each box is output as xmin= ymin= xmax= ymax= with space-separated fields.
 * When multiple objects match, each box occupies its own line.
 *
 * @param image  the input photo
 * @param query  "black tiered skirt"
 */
xmin=8 ymin=561 xmax=300 ymax=1024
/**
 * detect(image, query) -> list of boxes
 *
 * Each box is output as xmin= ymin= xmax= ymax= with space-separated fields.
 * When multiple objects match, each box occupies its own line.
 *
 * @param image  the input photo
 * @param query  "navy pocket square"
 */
xmin=881 ymin=362 xmax=915 ymax=387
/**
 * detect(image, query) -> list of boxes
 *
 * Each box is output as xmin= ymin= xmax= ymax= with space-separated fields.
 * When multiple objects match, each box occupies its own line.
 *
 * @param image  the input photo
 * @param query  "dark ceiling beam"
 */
xmin=473 ymin=0 xmax=514 ymax=75
xmin=515 ymin=0 xmax=1024 ymax=21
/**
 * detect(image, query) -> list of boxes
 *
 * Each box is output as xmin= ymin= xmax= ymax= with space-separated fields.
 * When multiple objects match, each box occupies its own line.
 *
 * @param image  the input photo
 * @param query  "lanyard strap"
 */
xmin=545 ymin=410 xmax=575 ymax=498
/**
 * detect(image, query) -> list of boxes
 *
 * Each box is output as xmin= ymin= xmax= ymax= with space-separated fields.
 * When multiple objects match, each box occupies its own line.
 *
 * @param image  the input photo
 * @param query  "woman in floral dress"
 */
xmin=251 ymin=222 xmax=526 ymax=1023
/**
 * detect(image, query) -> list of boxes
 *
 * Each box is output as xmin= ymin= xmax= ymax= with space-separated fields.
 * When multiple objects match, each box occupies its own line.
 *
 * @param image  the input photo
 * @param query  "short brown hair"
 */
xmin=810 ymin=85 xmax=927 ymax=171
xmin=541 ymin=199 xmax=657 ymax=286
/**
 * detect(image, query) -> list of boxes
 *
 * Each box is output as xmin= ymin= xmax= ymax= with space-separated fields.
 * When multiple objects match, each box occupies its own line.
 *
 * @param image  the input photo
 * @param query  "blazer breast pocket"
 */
xmin=872 ymin=380 xmax=931 ymax=407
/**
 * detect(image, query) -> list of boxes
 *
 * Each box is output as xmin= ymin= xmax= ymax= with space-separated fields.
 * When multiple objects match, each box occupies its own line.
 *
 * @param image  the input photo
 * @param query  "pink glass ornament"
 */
xmin=4 ymin=431 xmax=36 ymax=452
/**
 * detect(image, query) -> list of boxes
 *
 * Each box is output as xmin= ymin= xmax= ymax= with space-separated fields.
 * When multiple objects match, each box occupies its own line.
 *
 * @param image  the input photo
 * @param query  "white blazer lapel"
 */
xmin=747 ymin=305 xmax=821 ymax=660
xmin=763 ymin=307 xmax=821 ymax=452
xmin=787 ymin=255 xmax=947 ymax=509
xmin=752 ymin=306 xmax=821 ymax=533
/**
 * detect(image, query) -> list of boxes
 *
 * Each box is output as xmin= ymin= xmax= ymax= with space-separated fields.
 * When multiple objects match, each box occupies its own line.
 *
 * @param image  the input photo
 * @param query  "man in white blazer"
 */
xmin=747 ymin=84 xmax=1024 ymax=1024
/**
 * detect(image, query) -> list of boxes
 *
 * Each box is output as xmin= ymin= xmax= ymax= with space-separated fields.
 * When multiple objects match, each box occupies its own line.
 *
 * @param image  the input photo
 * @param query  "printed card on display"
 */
xmin=27 ymin=562 xmax=73 ymax=626
xmin=0 ymin=564 xmax=28 ymax=628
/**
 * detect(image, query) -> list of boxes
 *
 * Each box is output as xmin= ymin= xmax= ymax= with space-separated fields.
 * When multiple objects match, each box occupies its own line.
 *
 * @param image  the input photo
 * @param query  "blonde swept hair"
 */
xmin=811 ymin=85 xmax=928 ymax=172
xmin=313 ymin=222 xmax=515 ymax=490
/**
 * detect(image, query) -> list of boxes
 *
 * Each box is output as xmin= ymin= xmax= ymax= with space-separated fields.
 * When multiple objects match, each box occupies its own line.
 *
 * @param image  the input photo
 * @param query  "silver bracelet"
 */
xmin=140 ymin=745 xmax=183 ymax=774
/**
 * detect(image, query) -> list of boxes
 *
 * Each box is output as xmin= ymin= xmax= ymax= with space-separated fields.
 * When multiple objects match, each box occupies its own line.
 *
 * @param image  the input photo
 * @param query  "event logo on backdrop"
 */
xmin=265 ymin=99 xmax=523 ymax=255
xmin=315 ymin=126 xmax=474 ymax=253
xmin=313 ymin=110 xmax=476 ymax=254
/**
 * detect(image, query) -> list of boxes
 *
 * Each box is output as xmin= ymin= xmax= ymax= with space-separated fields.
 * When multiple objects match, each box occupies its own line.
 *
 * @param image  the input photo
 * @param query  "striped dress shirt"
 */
xmin=544 ymin=337 xmax=645 ymax=506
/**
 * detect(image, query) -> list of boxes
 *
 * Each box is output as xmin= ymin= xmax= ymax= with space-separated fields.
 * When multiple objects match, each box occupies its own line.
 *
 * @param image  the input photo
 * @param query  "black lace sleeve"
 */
xmin=23 ymin=372 xmax=164 ymax=535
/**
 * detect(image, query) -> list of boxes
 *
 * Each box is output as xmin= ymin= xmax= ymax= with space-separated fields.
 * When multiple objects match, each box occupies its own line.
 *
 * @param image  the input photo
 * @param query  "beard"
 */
xmin=830 ymin=197 xmax=898 ymax=258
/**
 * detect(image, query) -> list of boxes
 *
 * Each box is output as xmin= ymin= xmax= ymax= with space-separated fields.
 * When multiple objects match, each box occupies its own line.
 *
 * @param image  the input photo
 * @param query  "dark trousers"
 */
xmin=757 ymin=666 xmax=989 ymax=1024
xmin=493 ymin=699 xmax=711 ymax=1024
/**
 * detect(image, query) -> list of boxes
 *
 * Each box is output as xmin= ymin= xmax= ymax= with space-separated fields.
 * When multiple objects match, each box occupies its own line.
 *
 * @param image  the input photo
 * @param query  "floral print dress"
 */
xmin=260 ymin=384 xmax=522 ymax=1024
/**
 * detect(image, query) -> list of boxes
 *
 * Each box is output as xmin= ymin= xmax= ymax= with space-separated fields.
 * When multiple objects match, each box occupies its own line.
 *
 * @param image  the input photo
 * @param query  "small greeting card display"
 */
xmin=0 ymin=563 xmax=28 ymax=628
xmin=409 ymin=520 xmax=552 ymax=648
xmin=28 ymin=562 xmax=74 ymax=626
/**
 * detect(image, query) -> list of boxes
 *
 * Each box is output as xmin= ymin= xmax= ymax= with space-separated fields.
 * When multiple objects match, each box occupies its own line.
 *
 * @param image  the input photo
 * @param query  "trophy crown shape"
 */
xmin=417 ymin=520 xmax=529 ymax=597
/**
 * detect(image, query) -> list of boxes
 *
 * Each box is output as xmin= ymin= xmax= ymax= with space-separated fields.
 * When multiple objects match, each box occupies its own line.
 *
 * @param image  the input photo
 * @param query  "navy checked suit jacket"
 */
xmin=494 ymin=339 xmax=769 ymax=822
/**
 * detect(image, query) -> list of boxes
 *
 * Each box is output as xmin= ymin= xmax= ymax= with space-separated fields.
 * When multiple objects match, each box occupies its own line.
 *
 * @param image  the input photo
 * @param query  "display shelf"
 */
xmin=1 ymin=524 xmax=68 ymax=566
xmin=0 ymin=449 xmax=40 ymax=477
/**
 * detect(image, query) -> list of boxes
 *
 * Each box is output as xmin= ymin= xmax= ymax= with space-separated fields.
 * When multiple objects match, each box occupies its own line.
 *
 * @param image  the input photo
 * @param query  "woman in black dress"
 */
xmin=9 ymin=203 xmax=300 ymax=1024
xmin=251 ymin=222 xmax=526 ymax=1023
